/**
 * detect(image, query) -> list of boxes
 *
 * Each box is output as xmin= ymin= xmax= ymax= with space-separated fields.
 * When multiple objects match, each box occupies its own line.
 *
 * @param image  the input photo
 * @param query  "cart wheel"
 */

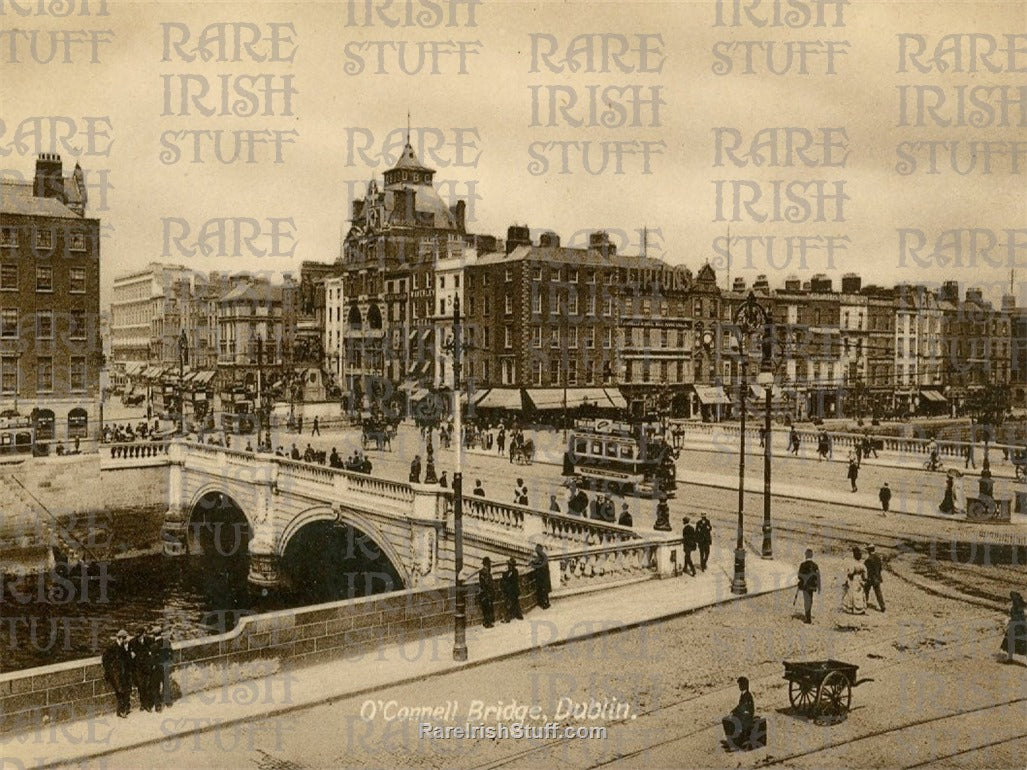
xmin=788 ymin=678 xmax=816 ymax=713
xmin=815 ymin=671 xmax=851 ymax=719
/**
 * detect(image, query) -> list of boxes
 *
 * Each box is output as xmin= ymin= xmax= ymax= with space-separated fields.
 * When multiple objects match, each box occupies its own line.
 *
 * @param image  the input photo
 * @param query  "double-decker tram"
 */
xmin=566 ymin=418 xmax=679 ymax=498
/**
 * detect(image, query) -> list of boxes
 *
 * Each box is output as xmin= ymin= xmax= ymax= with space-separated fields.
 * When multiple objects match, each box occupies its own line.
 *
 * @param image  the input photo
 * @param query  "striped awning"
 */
xmin=476 ymin=388 xmax=523 ymax=410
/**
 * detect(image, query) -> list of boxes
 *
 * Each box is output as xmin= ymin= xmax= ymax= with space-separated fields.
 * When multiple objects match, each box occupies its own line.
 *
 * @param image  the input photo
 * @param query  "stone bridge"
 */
xmin=107 ymin=441 xmax=675 ymax=595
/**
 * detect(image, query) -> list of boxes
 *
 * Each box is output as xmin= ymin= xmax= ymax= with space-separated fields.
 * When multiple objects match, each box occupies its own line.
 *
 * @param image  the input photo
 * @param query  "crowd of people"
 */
xmin=476 ymin=544 xmax=551 ymax=629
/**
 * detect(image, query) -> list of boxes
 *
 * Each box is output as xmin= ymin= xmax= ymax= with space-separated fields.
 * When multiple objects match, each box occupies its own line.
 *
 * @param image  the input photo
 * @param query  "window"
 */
xmin=604 ymin=328 xmax=613 ymax=348
xmin=533 ymin=292 xmax=542 ymax=314
xmin=606 ymin=273 xmax=614 ymax=285
xmin=550 ymin=361 xmax=560 ymax=386
xmin=661 ymin=329 xmax=669 ymax=348
xmin=0 ymin=264 xmax=16 ymax=290
xmin=36 ymin=266 xmax=53 ymax=292
xmin=533 ymin=266 xmax=542 ymax=281
xmin=504 ymin=326 xmax=512 ymax=349
xmin=0 ymin=357 xmax=16 ymax=393
xmin=1 ymin=309 xmax=17 ymax=338
xmin=568 ymin=327 xmax=578 ymax=349
xmin=70 ymin=357 xmax=86 ymax=391
xmin=568 ymin=361 xmax=578 ymax=385
xmin=550 ymin=328 xmax=559 ymax=348
xmin=502 ymin=359 xmax=514 ymax=385
xmin=586 ymin=328 xmax=595 ymax=349
xmin=642 ymin=328 xmax=651 ymax=348
xmin=587 ymin=271 xmax=596 ymax=284
xmin=37 ymin=357 xmax=53 ymax=392
xmin=505 ymin=295 xmax=513 ymax=315
xmin=533 ymin=327 xmax=542 ymax=348
xmin=505 ymin=268 xmax=512 ymax=283
xmin=587 ymin=295 xmax=596 ymax=315
xmin=604 ymin=297 xmax=613 ymax=317
xmin=533 ymin=360 xmax=543 ymax=385
xmin=36 ymin=228 xmax=53 ymax=250
xmin=568 ymin=294 xmax=578 ymax=314
xmin=0 ymin=227 xmax=16 ymax=247
xmin=569 ymin=269 xmax=578 ymax=284
xmin=36 ymin=311 xmax=53 ymax=340
xmin=585 ymin=360 xmax=595 ymax=384
xmin=439 ymin=276 xmax=446 ymax=289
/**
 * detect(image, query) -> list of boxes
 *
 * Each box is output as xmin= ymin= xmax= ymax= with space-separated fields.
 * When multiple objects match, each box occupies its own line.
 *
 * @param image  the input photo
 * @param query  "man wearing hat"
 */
xmin=501 ymin=557 xmax=523 ymax=621
xmin=796 ymin=549 xmax=821 ymax=624
xmin=151 ymin=625 xmax=174 ymax=711
xmin=864 ymin=545 xmax=885 ymax=611
xmin=879 ymin=482 xmax=891 ymax=514
xmin=681 ymin=517 xmax=697 ymax=576
xmin=696 ymin=513 xmax=713 ymax=571
xmin=102 ymin=630 xmax=134 ymax=717
xmin=478 ymin=558 xmax=497 ymax=628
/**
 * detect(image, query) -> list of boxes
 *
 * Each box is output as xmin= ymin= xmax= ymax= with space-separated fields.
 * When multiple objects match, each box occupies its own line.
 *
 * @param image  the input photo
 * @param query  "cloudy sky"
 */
xmin=1 ymin=0 xmax=1024 ymax=306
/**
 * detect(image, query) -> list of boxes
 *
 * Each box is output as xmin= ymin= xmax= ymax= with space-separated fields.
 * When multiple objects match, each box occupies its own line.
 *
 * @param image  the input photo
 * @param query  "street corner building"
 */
xmin=0 ymin=154 xmax=101 ymax=449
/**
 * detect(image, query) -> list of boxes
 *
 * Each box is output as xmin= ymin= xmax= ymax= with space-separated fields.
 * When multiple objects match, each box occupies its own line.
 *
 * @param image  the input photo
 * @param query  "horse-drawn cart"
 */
xmin=783 ymin=660 xmax=873 ymax=719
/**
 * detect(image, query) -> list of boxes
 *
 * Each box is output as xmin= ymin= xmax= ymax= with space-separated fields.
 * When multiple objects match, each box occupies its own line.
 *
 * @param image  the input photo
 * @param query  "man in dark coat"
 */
xmin=863 ymin=545 xmax=885 ymax=611
xmin=129 ymin=628 xmax=154 ymax=712
xmin=696 ymin=512 xmax=713 ymax=571
xmin=681 ymin=518 xmax=697 ymax=576
xmin=478 ymin=557 xmax=497 ymax=628
xmin=528 ymin=544 xmax=551 ymax=609
xmin=618 ymin=503 xmax=633 ymax=527
xmin=473 ymin=479 xmax=486 ymax=497
xmin=102 ymin=629 xmax=134 ymax=718
xmin=879 ymin=482 xmax=891 ymax=514
xmin=722 ymin=677 xmax=756 ymax=751
xmin=501 ymin=558 xmax=523 ymax=621
xmin=409 ymin=455 xmax=422 ymax=483
xmin=797 ymin=548 xmax=821 ymax=623
xmin=151 ymin=626 xmax=174 ymax=711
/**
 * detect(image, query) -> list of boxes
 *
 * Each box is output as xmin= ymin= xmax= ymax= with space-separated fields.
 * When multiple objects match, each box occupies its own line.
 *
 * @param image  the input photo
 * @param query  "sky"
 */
xmin=1 ymin=0 xmax=1024 ymax=308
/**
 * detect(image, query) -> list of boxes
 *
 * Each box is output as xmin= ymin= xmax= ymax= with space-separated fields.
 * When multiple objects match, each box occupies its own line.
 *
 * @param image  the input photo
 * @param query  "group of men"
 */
xmin=680 ymin=514 xmax=713 ymax=575
xmin=101 ymin=627 xmax=173 ymax=718
xmin=476 ymin=545 xmax=553 ymax=628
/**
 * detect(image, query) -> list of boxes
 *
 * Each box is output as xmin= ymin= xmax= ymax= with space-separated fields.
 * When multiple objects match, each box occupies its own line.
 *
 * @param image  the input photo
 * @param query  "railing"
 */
xmin=538 ymin=513 xmax=640 ymax=550
xmin=464 ymin=497 xmax=525 ymax=533
xmin=674 ymin=422 xmax=1023 ymax=461
xmin=554 ymin=540 xmax=659 ymax=593
xmin=276 ymin=457 xmax=336 ymax=487
xmin=345 ymin=471 xmax=415 ymax=504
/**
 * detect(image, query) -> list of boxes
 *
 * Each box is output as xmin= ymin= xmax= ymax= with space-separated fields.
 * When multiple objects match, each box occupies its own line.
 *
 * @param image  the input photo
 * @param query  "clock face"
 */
xmin=702 ymin=331 xmax=714 ymax=349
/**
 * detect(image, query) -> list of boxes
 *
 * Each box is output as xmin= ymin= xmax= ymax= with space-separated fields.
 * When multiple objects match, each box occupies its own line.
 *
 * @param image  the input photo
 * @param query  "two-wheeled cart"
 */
xmin=783 ymin=660 xmax=873 ymax=719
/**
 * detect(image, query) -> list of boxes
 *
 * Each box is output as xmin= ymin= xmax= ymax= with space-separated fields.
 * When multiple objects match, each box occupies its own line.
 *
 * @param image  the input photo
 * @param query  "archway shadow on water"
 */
xmin=182 ymin=492 xmax=254 ymax=631
xmin=279 ymin=520 xmax=404 ymax=605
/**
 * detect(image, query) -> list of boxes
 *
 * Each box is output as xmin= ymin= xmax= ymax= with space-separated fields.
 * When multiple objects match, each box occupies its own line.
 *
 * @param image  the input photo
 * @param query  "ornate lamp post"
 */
xmin=178 ymin=330 xmax=188 ymax=435
xmin=731 ymin=292 xmax=770 ymax=595
xmin=757 ymin=319 xmax=774 ymax=559
xmin=443 ymin=296 xmax=467 ymax=661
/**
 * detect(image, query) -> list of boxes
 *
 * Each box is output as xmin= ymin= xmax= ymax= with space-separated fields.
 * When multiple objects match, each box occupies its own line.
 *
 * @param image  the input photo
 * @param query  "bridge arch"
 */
xmin=185 ymin=487 xmax=253 ymax=558
xmin=277 ymin=506 xmax=408 ymax=599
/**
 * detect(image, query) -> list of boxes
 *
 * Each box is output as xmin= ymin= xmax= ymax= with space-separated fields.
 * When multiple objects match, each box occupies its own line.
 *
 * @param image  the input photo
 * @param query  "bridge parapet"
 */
xmin=100 ymin=441 xmax=170 ymax=468
xmin=554 ymin=539 xmax=663 ymax=596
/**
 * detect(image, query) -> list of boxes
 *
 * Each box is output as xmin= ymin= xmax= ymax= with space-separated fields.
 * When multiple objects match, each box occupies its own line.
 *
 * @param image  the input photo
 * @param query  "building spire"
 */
xmin=406 ymin=109 xmax=411 ymax=145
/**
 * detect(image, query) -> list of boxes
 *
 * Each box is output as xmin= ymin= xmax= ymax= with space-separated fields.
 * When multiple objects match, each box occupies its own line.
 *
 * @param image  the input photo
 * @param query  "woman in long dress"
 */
xmin=1000 ymin=591 xmax=1027 ymax=662
xmin=842 ymin=546 xmax=867 ymax=615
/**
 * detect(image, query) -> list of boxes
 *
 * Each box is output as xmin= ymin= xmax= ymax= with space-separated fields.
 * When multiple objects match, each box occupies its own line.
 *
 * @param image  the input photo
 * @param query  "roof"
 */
xmin=383 ymin=184 xmax=458 ymax=230
xmin=220 ymin=282 xmax=283 ymax=303
xmin=391 ymin=142 xmax=434 ymax=173
xmin=475 ymin=244 xmax=685 ymax=273
xmin=0 ymin=181 xmax=83 ymax=219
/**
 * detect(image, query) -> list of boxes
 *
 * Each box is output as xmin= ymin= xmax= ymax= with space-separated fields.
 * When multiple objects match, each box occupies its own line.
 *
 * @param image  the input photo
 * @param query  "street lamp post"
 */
xmin=758 ymin=322 xmax=774 ymax=559
xmin=450 ymin=296 xmax=467 ymax=662
xmin=178 ymin=330 xmax=188 ymax=435
xmin=731 ymin=292 xmax=771 ymax=595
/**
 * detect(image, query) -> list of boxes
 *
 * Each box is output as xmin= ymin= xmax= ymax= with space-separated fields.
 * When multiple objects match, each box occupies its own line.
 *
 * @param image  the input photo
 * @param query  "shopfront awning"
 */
xmin=193 ymin=370 xmax=216 ymax=385
xmin=140 ymin=366 xmax=165 ymax=380
xmin=476 ymin=388 xmax=524 ymax=410
xmin=524 ymin=389 xmax=566 ymax=410
xmin=693 ymin=385 xmax=731 ymax=405
xmin=560 ymin=388 xmax=611 ymax=409
xmin=604 ymin=388 xmax=628 ymax=409
xmin=124 ymin=362 xmax=145 ymax=376
xmin=920 ymin=389 xmax=947 ymax=402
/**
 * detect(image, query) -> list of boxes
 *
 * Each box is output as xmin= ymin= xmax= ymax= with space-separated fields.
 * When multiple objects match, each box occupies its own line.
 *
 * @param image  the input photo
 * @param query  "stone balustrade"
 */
xmin=463 ymin=497 xmax=525 ymax=532
xmin=540 ymin=510 xmax=640 ymax=551
xmin=554 ymin=540 xmax=659 ymax=593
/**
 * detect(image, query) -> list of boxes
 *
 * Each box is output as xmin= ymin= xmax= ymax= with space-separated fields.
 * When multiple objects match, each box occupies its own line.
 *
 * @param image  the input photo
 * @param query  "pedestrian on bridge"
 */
xmin=618 ymin=503 xmax=633 ymax=527
xmin=409 ymin=455 xmax=422 ymax=484
xmin=1000 ymin=591 xmax=1027 ymax=663
xmin=529 ymin=544 xmax=551 ymax=610
xmin=681 ymin=518 xmax=697 ymax=576
xmin=312 ymin=416 xmax=320 ymax=436
xmin=696 ymin=512 xmax=712 ymax=571
xmin=501 ymin=558 xmax=523 ymax=622
xmin=549 ymin=494 xmax=561 ymax=513
xmin=789 ymin=427 xmax=800 ymax=456
xmin=847 ymin=454 xmax=859 ymax=492
xmin=514 ymin=478 xmax=529 ymax=506
xmin=477 ymin=557 xmax=496 ymax=628
xmin=473 ymin=479 xmax=485 ymax=497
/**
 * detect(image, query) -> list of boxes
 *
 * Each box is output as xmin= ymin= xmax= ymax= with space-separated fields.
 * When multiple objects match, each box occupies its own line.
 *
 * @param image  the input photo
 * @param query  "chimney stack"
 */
xmin=33 ymin=153 xmax=65 ymax=202
xmin=841 ymin=273 xmax=862 ymax=293
xmin=505 ymin=225 xmax=531 ymax=254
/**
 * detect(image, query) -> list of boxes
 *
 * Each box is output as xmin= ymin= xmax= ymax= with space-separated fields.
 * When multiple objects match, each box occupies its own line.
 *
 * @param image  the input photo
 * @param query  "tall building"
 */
xmin=323 ymin=275 xmax=346 ymax=387
xmin=110 ymin=262 xmax=194 ymax=367
xmin=940 ymin=281 xmax=1012 ymax=413
xmin=340 ymin=137 xmax=491 ymax=408
xmin=0 ymin=154 xmax=101 ymax=444
xmin=861 ymin=285 xmax=896 ymax=410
